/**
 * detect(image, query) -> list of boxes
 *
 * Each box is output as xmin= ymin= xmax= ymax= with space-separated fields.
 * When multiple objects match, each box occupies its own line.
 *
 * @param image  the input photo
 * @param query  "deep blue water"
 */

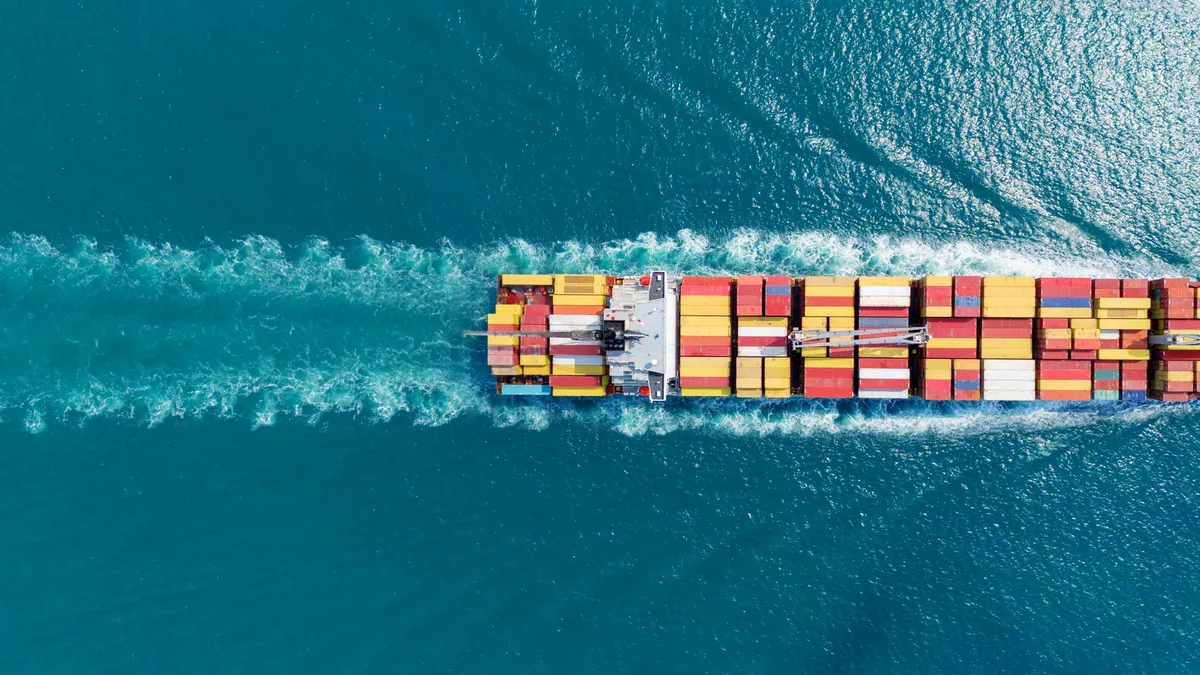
xmin=2 ymin=1 xmax=1199 ymax=673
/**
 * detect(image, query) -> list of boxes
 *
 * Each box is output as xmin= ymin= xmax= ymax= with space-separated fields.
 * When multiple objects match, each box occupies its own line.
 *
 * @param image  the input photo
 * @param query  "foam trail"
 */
xmin=0 ymin=230 xmax=1192 ymax=434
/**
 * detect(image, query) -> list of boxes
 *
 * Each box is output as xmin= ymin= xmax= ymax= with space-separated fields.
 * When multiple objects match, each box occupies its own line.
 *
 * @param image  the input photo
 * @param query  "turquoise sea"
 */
xmin=2 ymin=1 xmax=1199 ymax=672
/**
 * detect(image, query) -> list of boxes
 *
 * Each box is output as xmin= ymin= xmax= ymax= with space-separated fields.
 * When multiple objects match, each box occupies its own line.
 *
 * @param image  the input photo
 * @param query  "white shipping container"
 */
xmin=858 ymin=286 xmax=911 ymax=297
xmin=983 ymin=371 xmax=1036 ymax=381
xmin=1099 ymin=330 xmax=1120 ymax=340
xmin=549 ymin=316 xmax=603 ymax=329
xmin=552 ymin=355 xmax=605 ymax=367
xmin=737 ymin=327 xmax=789 ymax=337
xmin=982 ymin=359 xmax=1036 ymax=371
xmin=983 ymin=390 xmax=1036 ymax=401
xmin=858 ymin=389 xmax=910 ymax=399
xmin=858 ymin=296 xmax=912 ymax=307
xmin=858 ymin=368 xmax=910 ymax=379
xmin=737 ymin=346 xmax=788 ymax=357
xmin=982 ymin=382 xmax=1036 ymax=393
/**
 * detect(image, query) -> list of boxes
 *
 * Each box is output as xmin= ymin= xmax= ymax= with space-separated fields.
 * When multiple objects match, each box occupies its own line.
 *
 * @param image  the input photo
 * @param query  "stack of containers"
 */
xmin=982 ymin=359 xmax=1036 ymax=401
xmin=679 ymin=277 xmax=732 ymax=397
xmin=917 ymin=358 xmax=952 ymax=400
xmin=1096 ymin=296 xmax=1151 ymax=360
xmin=982 ymin=277 xmax=1036 ymax=318
xmin=764 ymin=276 xmax=792 ymax=318
xmin=487 ymin=303 xmax=522 ymax=375
xmin=518 ymin=304 xmax=552 ymax=376
xmin=919 ymin=276 xmax=954 ymax=318
xmin=981 ymin=277 xmax=1035 ymax=360
xmin=980 ymin=319 xmax=1033 ymax=359
xmin=1036 ymin=278 xmax=1092 ymax=360
xmin=763 ymin=357 xmax=791 ymax=398
xmin=857 ymin=277 xmax=911 ymax=399
xmin=1121 ymin=361 xmax=1149 ymax=401
xmin=736 ymin=275 xmax=764 ymax=317
xmin=549 ymin=275 xmax=609 ymax=396
xmin=924 ymin=318 xmax=978 ymax=359
xmin=735 ymin=357 xmax=762 ymax=398
xmin=1083 ymin=279 xmax=1118 ymax=360
xmin=1036 ymin=360 xmax=1091 ymax=400
xmin=954 ymin=276 xmax=982 ymax=318
xmin=1092 ymin=361 xmax=1120 ymax=401
xmin=1149 ymin=278 xmax=1199 ymax=401
xmin=803 ymin=357 xmax=855 ymax=398
xmin=953 ymin=359 xmax=981 ymax=400
xmin=804 ymin=277 xmax=856 ymax=359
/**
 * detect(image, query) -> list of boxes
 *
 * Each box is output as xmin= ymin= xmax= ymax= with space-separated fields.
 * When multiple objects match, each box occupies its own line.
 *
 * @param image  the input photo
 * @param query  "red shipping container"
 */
xmin=1158 ymin=361 xmax=1196 ymax=371
xmin=679 ymin=285 xmax=731 ymax=296
xmin=1073 ymin=338 xmax=1100 ymax=350
xmin=738 ymin=337 xmax=788 ymax=348
xmin=805 ymin=296 xmax=854 ymax=307
xmin=922 ymin=390 xmax=952 ymax=401
xmin=804 ymin=387 xmax=854 ymax=398
xmin=828 ymin=347 xmax=855 ymax=358
xmin=860 ymin=358 xmax=908 ymax=369
xmin=954 ymin=275 xmax=982 ymax=286
xmin=981 ymin=328 xmax=1033 ymax=338
xmin=982 ymin=318 xmax=1034 ymax=329
xmin=523 ymin=304 xmax=551 ymax=316
xmin=1158 ymin=319 xmax=1200 ymax=330
xmin=1093 ymin=279 xmax=1121 ymax=289
xmin=1154 ymin=278 xmax=1191 ymax=289
xmin=679 ymin=377 xmax=731 ymax=388
xmin=1150 ymin=392 xmax=1190 ymax=401
xmin=765 ymin=300 xmax=792 ymax=314
xmin=1156 ymin=351 xmax=1200 ymax=361
xmin=550 ymin=344 xmax=603 ymax=356
xmin=1038 ymin=318 xmax=1070 ymax=329
xmin=953 ymin=390 xmax=981 ymax=400
xmin=1093 ymin=380 xmax=1119 ymax=391
xmin=765 ymin=276 xmax=791 ymax=286
xmin=681 ymin=346 xmax=732 ymax=357
xmin=737 ymin=275 xmax=764 ymax=286
xmin=954 ymin=306 xmax=982 ymax=318
xmin=858 ymin=307 xmax=909 ymax=318
xmin=1099 ymin=339 xmax=1120 ymax=349
xmin=1122 ymin=361 xmax=1149 ymax=371
xmin=1035 ymin=349 xmax=1070 ymax=360
xmin=1070 ymin=350 xmax=1097 ymax=360
xmin=923 ymin=287 xmax=953 ymax=300
xmin=553 ymin=306 xmax=606 ymax=315
xmin=927 ymin=347 xmax=978 ymax=359
xmin=683 ymin=276 xmax=732 ymax=286
xmin=1162 ymin=381 xmax=1193 ymax=393
xmin=736 ymin=306 xmax=764 ymax=317
xmin=803 ymin=375 xmax=855 ymax=384
xmin=550 ymin=375 xmax=603 ymax=387
xmin=1155 ymin=297 xmax=1195 ymax=307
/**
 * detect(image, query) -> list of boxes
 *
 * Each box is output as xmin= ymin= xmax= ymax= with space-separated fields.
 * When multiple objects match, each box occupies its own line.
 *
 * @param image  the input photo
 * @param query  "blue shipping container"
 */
xmin=501 ymin=384 xmax=553 ymax=396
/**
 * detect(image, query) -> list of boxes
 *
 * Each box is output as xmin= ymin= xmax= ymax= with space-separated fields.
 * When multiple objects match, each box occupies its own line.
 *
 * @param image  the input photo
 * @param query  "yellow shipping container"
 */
xmin=763 ymin=377 xmax=791 ymax=389
xmin=764 ymin=388 xmax=791 ymax=398
xmin=501 ymin=274 xmax=554 ymax=286
xmin=800 ymin=347 xmax=827 ymax=358
xmin=1095 ymin=298 xmax=1152 ymax=310
xmin=552 ymin=386 xmax=607 ymax=397
xmin=805 ymin=358 xmax=855 ymax=369
xmin=735 ymin=379 xmax=763 ymax=390
xmin=1038 ymin=308 xmax=1093 ymax=318
xmin=552 ymin=294 xmax=608 ymax=307
xmin=680 ymin=325 xmax=732 ymax=337
xmin=1070 ymin=319 xmax=1099 ymax=329
xmin=681 ymin=387 xmax=733 ymax=397
xmin=858 ymin=277 xmax=911 ymax=286
xmin=926 ymin=337 xmax=977 ymax=349
xmin=921 ymin=306 xmax=954 ymax=318
xmin=954 ymin=359 xmax=981 ymax=370
xmin=1097 ymin=319 xmax=1151 ymax=330
xmin=979 ymin=347 xmax=1034 ymax=359
xmin=1154 ymin=371 xmax=1194 ymax=383
xmin=1096 ymin=349 xmax=1151 ymax=360
xmin=492 ymin=304 xmax=524 ymax=316
xmin=982 ymin=287 xmax=1037 ymax=299
xmin=491 ymin=366 xmax=522 ymax=376
xmin=804 ymin=306 xmax=856 ymax=317
xmin=679 ymin=366 xmax=731 ymax=377
xmin=519 ymin=354 xmax=549 ymax=367
xmin=1072 ymin=329 xmax=1100 ymax=340
xmin=764 ymin=356 xmax=790 ymax=368
xmin=982 ymin=307 xmax=1037 ymax=318
xmin=924 ymin=276 xmax=953 ymax=286
xmin=523 ymin=364 xmax=552 ymax=376
xmin=736 ymin=389 xmax=763 ymax=398
xmin=924 ymin=359 xmax=953 ymax=376
xmin=829 ymin=317 xmax=856 ymax=330
xmin=982 ymin=276 xmax=1035 ymax=287
xmin=804 ymin=276 xmax=856 ymax=286
xmin=680 ymin=295 xmax=731 ymax=307
xmin=738 ymin=317 xmax=789 ymax=328
xmin=736 ymin=357 xmax=764 ymax=371
xmin=801 ymin=317 xmax=827 ymax=330
xmin=486 ymin=313 xmax=521 ymax=325
xmin=980 ymin=338 xmax=1032 ymax=348
xmin=552 ymin=364 xmax=606 ymax=376
xmin=681 ymin=316 xmax=731 ymax=328
xmin=1038 ymin=328 xmax=1072 ymax=340
xmin=1036 ymin=380 xmax=1091 ymax=391
xmin=487 ymin=335 xmax=520 ymax=346
xmin=681 ymin=356 xmax=733 ymax=367
xmin=859 ymin=347 xmax=908 ymax=358
xmin=804 ymin=286 xmax=855 ymax=298
xmin=680 ymin=306 xmax=731 ymax=317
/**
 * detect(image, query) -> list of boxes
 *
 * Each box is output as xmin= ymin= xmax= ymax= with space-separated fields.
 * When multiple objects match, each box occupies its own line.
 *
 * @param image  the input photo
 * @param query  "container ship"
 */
xmin=466 ymin=273 xmax=1200 ymax=402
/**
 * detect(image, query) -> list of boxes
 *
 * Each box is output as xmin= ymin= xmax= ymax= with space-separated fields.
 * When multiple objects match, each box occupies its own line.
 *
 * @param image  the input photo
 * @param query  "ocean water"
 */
xmin=2 ymin=1 xmax=1199 ymax=673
